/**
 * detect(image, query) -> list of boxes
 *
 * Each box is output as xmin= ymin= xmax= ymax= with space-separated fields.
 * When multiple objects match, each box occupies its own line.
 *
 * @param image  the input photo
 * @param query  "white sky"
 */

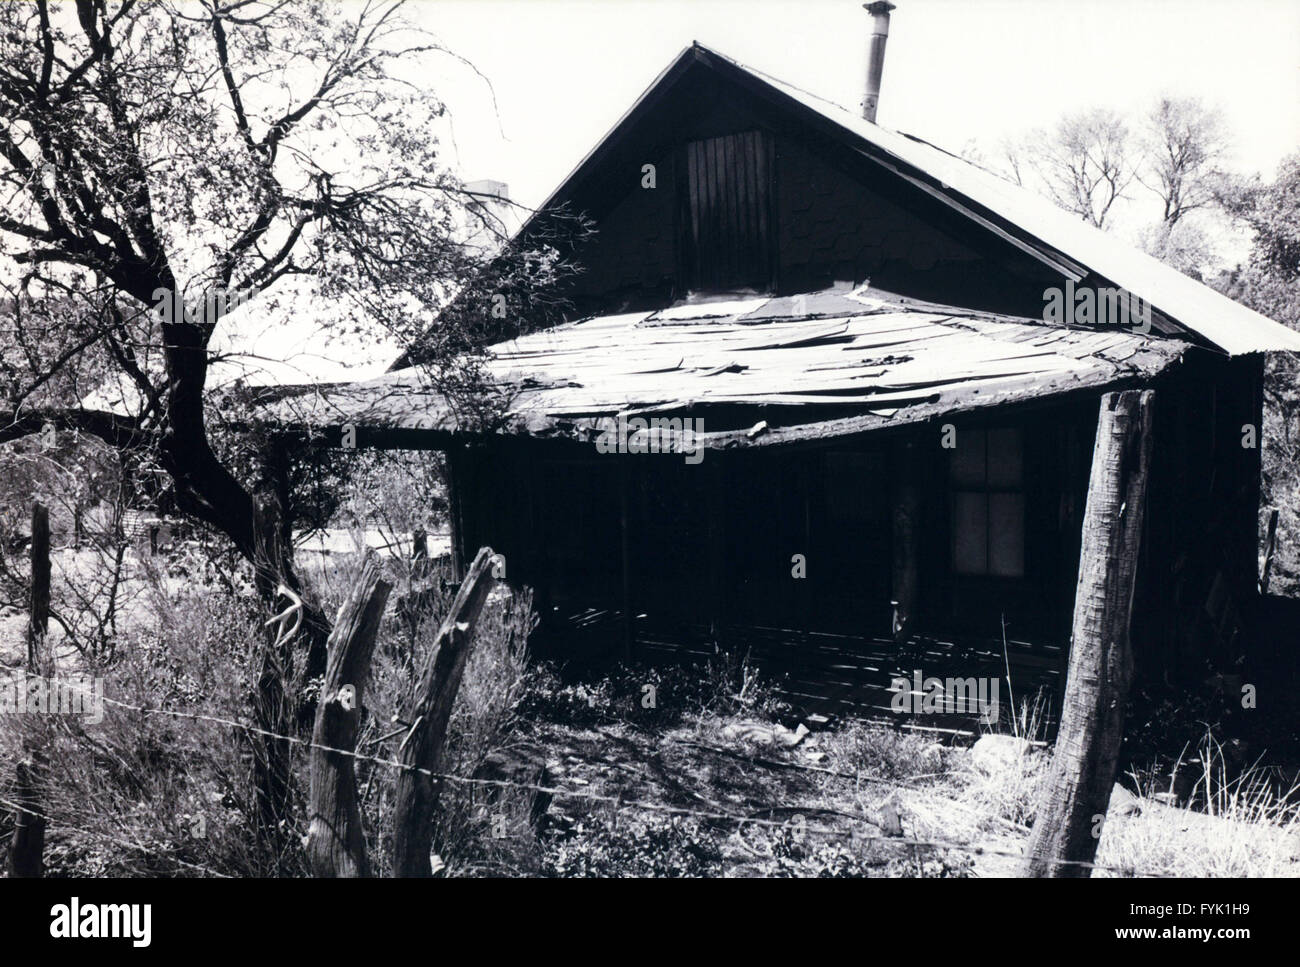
xmin=402 ymin=0 xmax=1300 ymax=210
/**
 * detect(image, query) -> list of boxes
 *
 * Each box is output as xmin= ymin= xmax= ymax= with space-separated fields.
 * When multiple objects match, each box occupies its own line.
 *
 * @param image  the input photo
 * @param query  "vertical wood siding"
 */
xmin=680 ymin=130 xmax=776 ymax=293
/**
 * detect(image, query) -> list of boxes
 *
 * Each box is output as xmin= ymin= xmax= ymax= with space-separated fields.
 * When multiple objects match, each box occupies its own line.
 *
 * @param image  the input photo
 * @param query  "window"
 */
xmin=950 ymin=427 xmax=1025 ymax=577
xmin=679 ymin=130 xmax=775 ymax=293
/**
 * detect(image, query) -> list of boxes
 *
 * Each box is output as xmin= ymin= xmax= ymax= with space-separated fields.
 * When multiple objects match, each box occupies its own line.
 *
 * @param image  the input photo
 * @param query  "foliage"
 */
xmin=1213 ymin=154 xmax=1300 ymax=593
xmin=768 ymin=826 xmax=974 ymax=878
xmin=0 ymin=551 xmax=300 ymax=876
xmin=0 ymin=2 xmax=588 ymax=733
xmin=0 ymin=434 xmax=141 ymax=661
xmin=542 ymin=813 xmax=723 ymax=878
xmin=517 ymin=653 xmax=790 ymax=728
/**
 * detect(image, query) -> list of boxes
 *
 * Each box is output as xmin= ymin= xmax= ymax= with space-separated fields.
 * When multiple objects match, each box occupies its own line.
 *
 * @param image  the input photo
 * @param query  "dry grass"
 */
xmin=1094 ymin=731 xmax=1300 ymax=877
xmin=0 ymin=551 xmax=291 ymax=876
xmin=959 ymin=694 xmax=1052 ymax=830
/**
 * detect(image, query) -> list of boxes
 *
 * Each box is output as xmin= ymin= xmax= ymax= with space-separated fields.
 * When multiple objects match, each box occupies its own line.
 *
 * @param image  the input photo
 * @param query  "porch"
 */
xmin=532 ymin=607 xmax=1065 ymax=737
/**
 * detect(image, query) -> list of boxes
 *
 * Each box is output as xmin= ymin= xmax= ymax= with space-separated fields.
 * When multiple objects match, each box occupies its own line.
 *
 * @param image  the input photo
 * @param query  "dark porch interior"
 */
xmin=446 ymin=402 xmax=1107 ymax=734
xmin=530 ymin=607 xmax=1065 ymax=736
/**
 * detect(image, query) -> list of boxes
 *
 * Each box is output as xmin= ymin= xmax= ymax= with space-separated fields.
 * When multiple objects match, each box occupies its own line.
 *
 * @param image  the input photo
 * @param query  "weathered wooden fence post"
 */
xmin=392 ymin=546 xmax=497 ymax=876
xmin=27 ymin=501 xmax=49 ymax=668
xmin=1023 ymin=390 xmax=1154 ymax=877
xmin=6 ymin=755 xmax=46 ymax=878
xmin=306 ymin=556 xmax=392 ymax=877
xmin=9 ymin=501 xmax=51 ymax=877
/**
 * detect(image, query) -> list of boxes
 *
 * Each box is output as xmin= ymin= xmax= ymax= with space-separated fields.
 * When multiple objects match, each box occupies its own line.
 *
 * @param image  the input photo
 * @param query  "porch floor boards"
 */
xmin=537 ymin=608 xmax=1066 ymax=737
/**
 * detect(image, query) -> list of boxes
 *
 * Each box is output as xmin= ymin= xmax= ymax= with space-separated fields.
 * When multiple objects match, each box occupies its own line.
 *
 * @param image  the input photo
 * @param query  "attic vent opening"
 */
xmin=678 ymin=130 xmax=777 ymax=295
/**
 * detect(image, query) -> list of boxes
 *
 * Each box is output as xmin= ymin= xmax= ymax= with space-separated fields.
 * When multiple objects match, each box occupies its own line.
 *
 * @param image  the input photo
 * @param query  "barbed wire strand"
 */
xmin=0 ymin=792 xmax=233 ymax=878
xmin=0 ymin=673 xmax=1160 ymax=878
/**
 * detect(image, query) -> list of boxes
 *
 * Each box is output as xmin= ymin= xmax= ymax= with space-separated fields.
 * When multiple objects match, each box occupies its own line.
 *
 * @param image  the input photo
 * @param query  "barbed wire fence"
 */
xmin=0 ymin=671 xmax=1165 ymax=879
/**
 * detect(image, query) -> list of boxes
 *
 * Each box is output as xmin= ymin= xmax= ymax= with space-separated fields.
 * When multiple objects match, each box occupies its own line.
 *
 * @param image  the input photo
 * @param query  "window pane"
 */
xmin=950 ymin=428 xmax=986 ymax=487
xmin=987 ymin=427 xmax=1023 ymax=488
xmin=988 ymin=492 xmax=1025 ymax=577
xmin=952 ymin=491 xmax=987 ymax=575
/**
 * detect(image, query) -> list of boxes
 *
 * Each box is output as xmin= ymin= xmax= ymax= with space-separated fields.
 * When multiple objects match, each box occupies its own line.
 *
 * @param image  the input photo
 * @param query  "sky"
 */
xmin=402 ymin=0 xmax=1300 ymax=212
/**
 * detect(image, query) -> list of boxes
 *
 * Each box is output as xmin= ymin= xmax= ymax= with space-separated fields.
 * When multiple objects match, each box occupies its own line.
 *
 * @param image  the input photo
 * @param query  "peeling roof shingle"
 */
xmin=260 ymin=289 xmax=1188 ymax=449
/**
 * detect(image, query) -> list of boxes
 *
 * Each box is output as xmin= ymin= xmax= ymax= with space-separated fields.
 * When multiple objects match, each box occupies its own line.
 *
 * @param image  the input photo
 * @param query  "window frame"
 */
xmin=948 ymin=425 xmax=1027 ymax=580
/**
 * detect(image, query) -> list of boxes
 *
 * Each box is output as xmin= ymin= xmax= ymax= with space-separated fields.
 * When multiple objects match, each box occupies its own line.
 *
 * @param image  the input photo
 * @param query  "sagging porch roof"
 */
xmin=256 ymin=286 xmax=1188 ymax=451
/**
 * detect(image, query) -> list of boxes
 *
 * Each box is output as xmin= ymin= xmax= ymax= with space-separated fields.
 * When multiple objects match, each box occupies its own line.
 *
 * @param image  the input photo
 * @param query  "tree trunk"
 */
xmin=1022 ymin=390 xmax=1154 ymax=877
xmin=391 ymin=546 xmax=497 ymax=876
xmin=10 ymin=503 xmax=51 ymax=877
xmin=307 ymin=556 xmax=392 ymax=877
xmin=157 ymin=326 xmax=330 ymax=849
xmin=28 ymin=502 xmax=49 ymax=669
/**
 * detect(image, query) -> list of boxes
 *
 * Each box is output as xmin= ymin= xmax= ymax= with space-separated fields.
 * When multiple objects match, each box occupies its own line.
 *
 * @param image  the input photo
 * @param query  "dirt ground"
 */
xmin=513 ymin=715 xmax=1024 ymax=876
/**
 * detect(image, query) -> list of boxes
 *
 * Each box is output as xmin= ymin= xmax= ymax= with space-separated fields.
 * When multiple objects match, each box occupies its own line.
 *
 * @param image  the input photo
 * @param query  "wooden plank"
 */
xmin=445 ymin=445 xmax=467 ymax=581
xmin=706 ymin=458 xmax=726 ymax=642
xmin=6 ymin=755 xmax=45 ymax=877
xmin=891 ymin=440 xmax=921 ymax=642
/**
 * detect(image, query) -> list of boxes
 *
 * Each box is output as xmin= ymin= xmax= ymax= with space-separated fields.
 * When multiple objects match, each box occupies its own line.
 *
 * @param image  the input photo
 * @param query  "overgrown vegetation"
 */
xmin=3 ymin=531 xmax=1299 ymax=877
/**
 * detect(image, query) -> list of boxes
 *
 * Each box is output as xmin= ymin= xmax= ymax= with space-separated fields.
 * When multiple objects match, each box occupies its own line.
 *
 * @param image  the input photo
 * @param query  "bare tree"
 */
xmin=0 ymin=0 xmax=581 ymax=845
xmin=1139 ymin=96 xmax=1230 ymax=227
xmin=997 ymin=135 xmax=1028 ymax=188
xmin=1006 ymin=109 xmax=1136 ymax=229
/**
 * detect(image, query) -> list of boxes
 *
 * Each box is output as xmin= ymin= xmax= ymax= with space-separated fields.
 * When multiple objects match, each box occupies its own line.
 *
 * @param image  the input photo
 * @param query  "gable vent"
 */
xmin=678 ymin=130 xmax=777 ymax=295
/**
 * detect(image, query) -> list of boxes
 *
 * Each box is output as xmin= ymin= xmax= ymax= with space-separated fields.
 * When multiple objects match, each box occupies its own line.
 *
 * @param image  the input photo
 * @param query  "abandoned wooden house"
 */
xmin=261 ymin=38 xmax=1300 ymax=726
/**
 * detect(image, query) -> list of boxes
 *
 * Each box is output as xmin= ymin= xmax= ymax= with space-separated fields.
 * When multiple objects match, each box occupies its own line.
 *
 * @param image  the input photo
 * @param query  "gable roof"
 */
xmin=506 ymin=42 xmax=1300 ymax=357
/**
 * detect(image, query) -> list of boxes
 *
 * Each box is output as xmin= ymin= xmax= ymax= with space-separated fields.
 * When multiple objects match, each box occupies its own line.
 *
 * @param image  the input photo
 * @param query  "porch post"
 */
xmin=891 ymin=439 xmax=921 ymax=643
xmin=706 ymin=456 xmax=726 ymax=644
xmin=445 ymin=444 xmax=467 ymax=582
xmin=1023 ymin=389 xmax=1154 ymax=877
xmin=620 ymin=456 xmax=635 ymax=663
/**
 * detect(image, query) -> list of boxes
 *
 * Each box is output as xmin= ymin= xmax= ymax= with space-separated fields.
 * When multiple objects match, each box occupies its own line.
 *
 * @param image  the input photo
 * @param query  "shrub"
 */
xmin=0 ymin=554 xmax=302 ymax=877
xmin=542 ymin=812 xmax=723 ymax=877
xmin=516 ymin=653 xmax=790 ymax=729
